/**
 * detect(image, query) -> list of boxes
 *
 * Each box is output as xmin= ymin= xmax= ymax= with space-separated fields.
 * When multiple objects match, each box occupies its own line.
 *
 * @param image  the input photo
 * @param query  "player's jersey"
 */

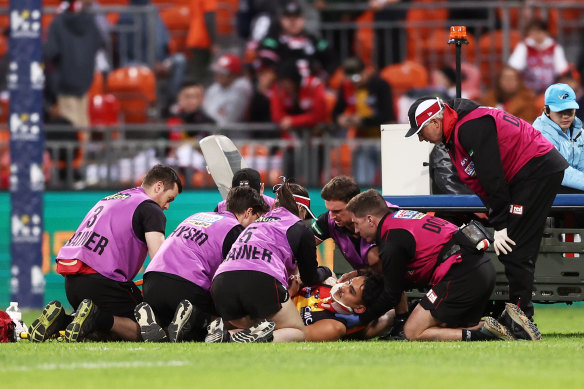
xmin=145 ymin=211 xmax=241 ymax=291
xmin=293 ymin=284 xmax=363 ymax=333
xmin=57 ymin=187 xmax=151 ymax=282
xmin=215 ymin=207 xmax=299 ymax=287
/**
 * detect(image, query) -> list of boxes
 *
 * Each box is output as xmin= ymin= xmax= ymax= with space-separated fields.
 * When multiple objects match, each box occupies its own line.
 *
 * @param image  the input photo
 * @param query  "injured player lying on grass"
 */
xmin=204 ymin=269 xmax=398 ymax=343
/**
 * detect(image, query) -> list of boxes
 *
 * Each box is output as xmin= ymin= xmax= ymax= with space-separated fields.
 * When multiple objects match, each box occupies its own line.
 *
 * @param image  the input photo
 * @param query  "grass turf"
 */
xmin=1 ymin=305 xmax=582 ymax=389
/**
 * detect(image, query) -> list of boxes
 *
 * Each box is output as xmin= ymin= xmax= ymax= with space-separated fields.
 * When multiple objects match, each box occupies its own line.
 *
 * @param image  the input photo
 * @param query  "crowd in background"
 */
xmin=2 ymin=0 xmax=584 ymax=189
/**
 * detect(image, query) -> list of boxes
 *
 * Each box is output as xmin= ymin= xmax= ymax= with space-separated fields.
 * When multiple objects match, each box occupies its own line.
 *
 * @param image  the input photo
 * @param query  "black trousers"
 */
xmin=498 ymin=170 xmax=564 ymax=318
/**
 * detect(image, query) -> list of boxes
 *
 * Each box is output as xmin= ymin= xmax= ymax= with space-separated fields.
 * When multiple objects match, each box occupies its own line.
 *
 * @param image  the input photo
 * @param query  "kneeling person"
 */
xmin=137 ymin=186 xmax=269 ymax=342
xmin=347 ymin=189 xmax=541 ymax=341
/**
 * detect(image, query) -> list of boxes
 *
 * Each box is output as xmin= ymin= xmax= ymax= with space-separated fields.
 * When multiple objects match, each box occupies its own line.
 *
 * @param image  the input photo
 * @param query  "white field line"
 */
xmin=1 ymin=360 xmax=190 ymax=372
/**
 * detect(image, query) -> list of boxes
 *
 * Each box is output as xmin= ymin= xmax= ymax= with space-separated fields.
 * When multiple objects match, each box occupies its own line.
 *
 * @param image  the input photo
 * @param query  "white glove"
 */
xmin=493 ymin=228 xmax=516 ymax=256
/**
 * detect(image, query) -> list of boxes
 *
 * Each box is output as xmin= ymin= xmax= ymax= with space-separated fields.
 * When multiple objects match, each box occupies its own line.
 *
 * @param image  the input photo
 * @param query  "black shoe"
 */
xmin=134 ymin=302 xmax=168 ymax=342
xmin=231 ymin=319 xmax=275 ymax=343
xmin=204 ymin=318 xmax=231 ymax=343
xmin=498 ymin=303 xmax=542 ymax=341
xmin=480 ymin=316 xmax=515 ymax=341
xmin=29 ymin=300 xmax=69 ymax=343
xmin=168 ymin=300 xmax=194 ymax=343
xmin=65 ymin=299 xmax=98 ymax=342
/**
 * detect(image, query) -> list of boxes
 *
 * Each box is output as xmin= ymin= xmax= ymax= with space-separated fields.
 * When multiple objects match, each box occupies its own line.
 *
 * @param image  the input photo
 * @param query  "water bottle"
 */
xmin=6 ymin=302 xmax=27 ymax=341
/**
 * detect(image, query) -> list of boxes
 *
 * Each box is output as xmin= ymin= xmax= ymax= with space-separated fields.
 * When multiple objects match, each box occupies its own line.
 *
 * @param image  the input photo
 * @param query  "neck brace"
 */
xmin=328 ymin=283 xmax=354 ymax=314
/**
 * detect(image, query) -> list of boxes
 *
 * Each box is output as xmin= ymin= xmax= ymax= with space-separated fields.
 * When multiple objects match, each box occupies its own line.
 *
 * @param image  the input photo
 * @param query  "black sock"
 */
xmin=462 ymin=329 xmax=493 ymax=341
xmin=94 ymin=310 xmax=114 ymax=331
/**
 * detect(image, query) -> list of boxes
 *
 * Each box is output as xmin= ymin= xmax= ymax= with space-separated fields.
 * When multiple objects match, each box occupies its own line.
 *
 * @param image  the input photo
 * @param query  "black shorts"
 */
xmin=420 ymin=254 xmax=495 ymax=327
xmin=143 ymin=271 xmax=215 ymax=327
xmin=211 ymin=270 xmax=289 ymax=321
xmin=65 ymin=273 xmax=143 ymax=320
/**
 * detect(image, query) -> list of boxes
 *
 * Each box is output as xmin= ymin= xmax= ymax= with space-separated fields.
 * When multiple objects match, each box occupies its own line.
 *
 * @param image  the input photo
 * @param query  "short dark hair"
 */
xmin=345 ymin=189 xmax=388 ymax=218
xmin=321 ymin=176 xmax=360 ymax=203
xmin=525 ymin=18 xmax=547 ymax=34
xmin=276 ymin=59 xmax=302 ymax=86
xmin=142 ymin=164 xmax=182 ymax=193
xmin=180 ymin=81 xmax=204 ymax=91
xmin=225 ymin=186 xmax=270 ymax=215
xmin=361 ymin=272 xmax=385 ymax=309
xmin=232 ymin=168 xmax=262 ymax=192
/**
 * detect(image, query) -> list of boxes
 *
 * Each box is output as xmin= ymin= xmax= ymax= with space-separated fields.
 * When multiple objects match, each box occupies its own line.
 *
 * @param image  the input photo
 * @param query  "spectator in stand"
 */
xmin=270 ymin=59 xmax=327 ymax=179
xmin=203 ymin=54 xmax=253 ymax=132
xmin=44 ymin=0 xmax=105 ymax=127
xmin=257 ymin=1 xmax=335 ymax=79
xmin=248 ymin=64 xmax=277 ymax=124
xmin=332 ymin=57 xmax=395 ymax=186
xmin=270 ymin=59 xmax=328 ymax=134
xmin=186 ymin=0 xmax=218 ymax=85
xmin=167 ymin=82 xmax=214 ymax=182
xmin=481 ymin=65 xmax=538 ymax=123
xmin=532 ymin=83 xmax=584 ymax=194
xmin=508 ymin=18 xmax=569 ymax=95
xmin=430 ymin=66 xmax=459 ymax=100
xmin=116 ymin=0 xmax=187 ymax=116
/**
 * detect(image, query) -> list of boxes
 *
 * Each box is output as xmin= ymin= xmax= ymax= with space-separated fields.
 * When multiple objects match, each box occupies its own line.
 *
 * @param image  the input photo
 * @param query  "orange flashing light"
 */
xmin=448 ymin=26 xmax=469 ymax=45
xmin=449 ymin=26 xmax=467 ymax=40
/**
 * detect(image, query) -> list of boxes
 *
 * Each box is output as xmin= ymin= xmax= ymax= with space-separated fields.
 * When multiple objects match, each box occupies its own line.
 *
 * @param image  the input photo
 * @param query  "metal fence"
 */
xmin=25 ymin=123 xmax=381 ymax=190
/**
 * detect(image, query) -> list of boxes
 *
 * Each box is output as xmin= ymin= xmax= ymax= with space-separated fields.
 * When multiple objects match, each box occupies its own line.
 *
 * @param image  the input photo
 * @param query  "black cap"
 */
xmin=406 ymin=96 xmax=444 ymax=138
xmin=232 ymin=168 xmax=262 ymax=192
xmin=283 ymin=1 xmax=302 ymax=17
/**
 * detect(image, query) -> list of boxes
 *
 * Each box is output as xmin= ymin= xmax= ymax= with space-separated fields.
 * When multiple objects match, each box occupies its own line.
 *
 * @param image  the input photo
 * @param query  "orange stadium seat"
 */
xmin=479 ymin=29 xmax=521 ymax=87
xmin=380 ymin=60 xmax=429 ymax=97
xmin=406 ymin=0 xmax=448 ymax=62
xmin=353 ymin=10 xmax=375 ymax=68
xmin=106 ymin=66 xmax=156 ymax=123
xmin=216 ymin=0 xmax=238 ymax=36
xmin=160 ymin=5 xmax=191 ymax=54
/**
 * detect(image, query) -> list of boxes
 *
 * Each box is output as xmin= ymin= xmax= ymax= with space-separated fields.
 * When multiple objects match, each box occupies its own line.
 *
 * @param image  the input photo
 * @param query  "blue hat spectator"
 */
xmin=544 ymin=83 xmax=579 ymax=112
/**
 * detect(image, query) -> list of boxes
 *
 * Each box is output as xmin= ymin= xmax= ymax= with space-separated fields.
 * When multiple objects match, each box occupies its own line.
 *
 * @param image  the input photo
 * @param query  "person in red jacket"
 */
xmin=270 ymin=59 xmax=327 ymax=136
xmin=269 ymin=60 xmax=327 ymax=181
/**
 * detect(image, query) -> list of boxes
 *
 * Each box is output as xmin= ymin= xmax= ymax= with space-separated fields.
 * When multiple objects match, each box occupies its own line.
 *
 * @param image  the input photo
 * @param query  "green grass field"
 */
xmin=1 ymin=305 xmax=582 ymax=389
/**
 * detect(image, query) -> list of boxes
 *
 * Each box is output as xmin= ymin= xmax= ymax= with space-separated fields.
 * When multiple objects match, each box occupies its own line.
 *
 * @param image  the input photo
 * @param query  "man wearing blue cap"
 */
xmin=405 ymin=96 xmax=568 ymax=325
xmin=533 ymin=83 xmax=584 ymax=193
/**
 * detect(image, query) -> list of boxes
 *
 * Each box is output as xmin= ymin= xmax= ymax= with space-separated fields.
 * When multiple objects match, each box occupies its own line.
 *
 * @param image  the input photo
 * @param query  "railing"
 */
xmin=3 ymin=123 xmax=382 ymax=190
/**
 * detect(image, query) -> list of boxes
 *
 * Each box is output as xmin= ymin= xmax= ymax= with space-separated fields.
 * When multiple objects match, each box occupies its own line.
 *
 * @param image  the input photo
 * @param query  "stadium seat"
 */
xmin=353 ymin=10 xmax=375 ymax=68
xmin=479 ymin=29 xmax=521 ymax=87
xmin=89 ymin=94 xmax=121 ymax=127
xmin=380 ymin=60 xmax=429 ymax=97
xmin=216 ymin=0 xmax=238 ymax=36
xmin=406 ymin=0 xmax=448 ymax=62
xmin=106 ymin=65 xmax=156 ymax=123
xmin=160 ymin=5 xmax=191 ymax=54
xmin=0 ymin=33 xmax=7 ymax=58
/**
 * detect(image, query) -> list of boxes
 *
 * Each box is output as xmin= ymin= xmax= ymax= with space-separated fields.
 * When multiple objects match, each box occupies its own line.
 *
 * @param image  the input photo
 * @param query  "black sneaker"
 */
xmin=168 ymin=300 xmax=193 ymax=343
xmin=231 ymin=319 xmax=275 ymax=343
xmin=479 ymin=316 xmax=515 ymax=340
xmin=498 ymin=303 xmax=542 ymax=341
xmin=204 ymin=318 xmax=231 ymax=343
xmin=65 ymin=299 xmax=98 ymax=342
xmin=134 ymin=302 xmax=168 ymax=342
xmin=29 ymin=300 xmax=70 ymax=343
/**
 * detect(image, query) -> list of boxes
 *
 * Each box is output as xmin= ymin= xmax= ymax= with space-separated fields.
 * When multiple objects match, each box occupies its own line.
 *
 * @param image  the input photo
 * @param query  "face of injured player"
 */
xmin=332 ymin=276 xmax=366 ymax=313
xmin=325 ymin=199 xmax=353 ymax=229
